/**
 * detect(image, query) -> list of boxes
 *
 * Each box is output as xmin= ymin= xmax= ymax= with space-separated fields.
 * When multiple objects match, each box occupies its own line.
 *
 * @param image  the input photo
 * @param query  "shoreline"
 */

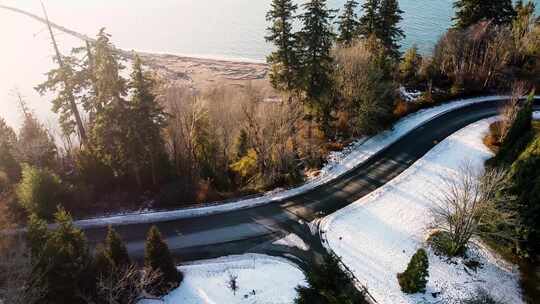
xmin=0 ymin=4 xmax=269 ymax=90
xmin=136 ymin=51 xmax=269 ymax=90
xmin=134 ymin=49 xmax=267 ymax=65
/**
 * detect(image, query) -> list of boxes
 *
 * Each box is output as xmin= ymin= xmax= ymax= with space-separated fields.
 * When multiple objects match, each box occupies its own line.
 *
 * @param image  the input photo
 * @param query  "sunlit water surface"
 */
xmin=0 ymin=0 xmax=538 ymax=130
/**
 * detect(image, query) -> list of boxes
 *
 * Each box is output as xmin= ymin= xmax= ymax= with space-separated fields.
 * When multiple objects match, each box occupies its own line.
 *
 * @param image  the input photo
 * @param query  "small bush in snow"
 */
xmin=227 ymin=273 xmax=239 ymax=295
xmin=430 ymin=163 xmax=511 ymax=257
xmin=427 ymin=231 xmax=466 ymax=257
xmin=397 ymin=248 xmax=429 ymax=294
xmin=295 ymin=253 xmax=368 ymax=303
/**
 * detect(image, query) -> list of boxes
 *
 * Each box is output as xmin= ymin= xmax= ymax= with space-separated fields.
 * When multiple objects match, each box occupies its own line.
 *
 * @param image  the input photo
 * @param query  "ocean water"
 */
xmin=0 ymin=0 xmax=538 ymax=129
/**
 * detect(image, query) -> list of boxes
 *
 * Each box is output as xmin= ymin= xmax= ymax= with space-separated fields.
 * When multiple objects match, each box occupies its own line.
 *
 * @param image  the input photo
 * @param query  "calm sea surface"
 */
xmin=1 ymin=0 xmax=538 ymax=129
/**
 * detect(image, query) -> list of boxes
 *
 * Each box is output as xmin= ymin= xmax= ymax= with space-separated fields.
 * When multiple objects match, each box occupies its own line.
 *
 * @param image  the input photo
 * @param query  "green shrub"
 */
xmin=427 ymin=231 xmax=467 ymax=257
xmin=400 ymin=46 xmax=422 ymax=88
xmin=144 ymin=226 xmax=182 ymax=295
xmin=16 ymin=164 xmax=64 ymax=220
xmin=28 ymin=209 xmax=94 ymax=303
xmin=295 ymin=253 xmax=367 ymax=304
xmin=494 ymin=93 xmax=534 ymax=165
xmin=508 ymin=133 xmax=540 ymax=253
xmin=397 ymin=248 xmax=429 ymax=294
xmin=104 ymin=226 xmax=131 ymax=269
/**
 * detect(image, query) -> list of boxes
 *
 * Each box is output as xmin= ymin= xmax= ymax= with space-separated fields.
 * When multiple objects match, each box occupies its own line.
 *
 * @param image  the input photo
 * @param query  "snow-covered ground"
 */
xmin=139 ymin=254 xmax=306 ymax=304
xmin=72 ymin=96 xmax=520 ymax=229
xmin=272 ymin=233 xmax=310 ymax=251
xmin=320 ymin=115 xmax=533 ymax=304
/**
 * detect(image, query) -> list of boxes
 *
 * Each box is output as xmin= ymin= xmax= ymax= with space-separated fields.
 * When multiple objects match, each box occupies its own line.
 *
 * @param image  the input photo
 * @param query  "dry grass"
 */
xmin=483 ymin=121 xmax=503 ymax=153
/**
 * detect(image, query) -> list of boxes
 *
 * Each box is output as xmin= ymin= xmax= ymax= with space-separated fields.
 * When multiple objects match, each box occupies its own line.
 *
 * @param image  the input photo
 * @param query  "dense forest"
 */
xmin=0 ymin=0 xmax=539 ymax=303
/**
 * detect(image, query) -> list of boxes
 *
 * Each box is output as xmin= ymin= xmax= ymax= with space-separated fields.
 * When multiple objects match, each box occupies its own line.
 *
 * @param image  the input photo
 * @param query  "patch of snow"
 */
xmin=138 ymin=254 xmax=306 ymax=304
xmin=320 ymin=115 xmax=531 ymax=304
xmin=399 ymin=86 xmax=422 ymax=102
xmin=72 ymin=95 xmax=524 ymax=229
xmin=273 ymin=233 xmax=310 ymax=251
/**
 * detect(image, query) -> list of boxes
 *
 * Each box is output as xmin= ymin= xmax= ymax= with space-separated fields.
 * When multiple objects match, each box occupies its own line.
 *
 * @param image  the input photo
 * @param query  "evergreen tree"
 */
xmin=89 ymin=29 xmax=131 ymax=181
xmin=358 ymin=0 xmax=381 ymax=38
xmin=26 ymin=212 xmax=48 ymax=259
xmin=35 ymin=54 xmax=88 ymax=141
xmin=336 ymin=0 xmax=360 ymax=45
xmin=31 ymin=209 xmax=95 ymax=303
xmin=104 ymin=226 xmax=131 ymax=269
xmin=379 ymin=0 xmax=405 ymax=59
xmin=144 ymin=226 xmax=182 ymax=295
xmin=266 ymin=0 xmax=302 ymax=92
xmin=93 ymin=244 xmax=113 ymax=276
xmin=397 ymin=248 xmax=429 ymax=294
xmin=0 ymin=118 xmax=20 ymax=189
xmin=298 ymin=0 xmax=336 ymax=128
xmin=295 ymin=253 xmax=367 ymax=303
xmin=495 ymin=92 xmax=534 ymax=165
xmin=453 ymin=0 xmax=516 ymax=29
xmin=126 ymin=56 xmax=169 ymax=187
xmin=16 ymin=111 xmax=57 ymax=170
xmin=16 ymin=164 xmax=64 ymax=220
xmin=399 ymin=45 xmax=422 ymax=87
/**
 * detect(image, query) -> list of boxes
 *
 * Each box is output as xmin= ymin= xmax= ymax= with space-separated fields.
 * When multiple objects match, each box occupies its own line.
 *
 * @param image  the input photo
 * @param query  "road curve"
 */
xmin=84 ymin=98 xmax=540 ymax=263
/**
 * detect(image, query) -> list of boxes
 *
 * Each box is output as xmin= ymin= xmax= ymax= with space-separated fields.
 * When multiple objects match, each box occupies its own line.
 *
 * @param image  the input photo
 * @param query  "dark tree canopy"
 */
xmin=358 ymin=0 xmax=381 ymax=38
xmin=453 ymin=0 xmax=516 ymax=29
xmin=104 ymin=226 xmax=131 ymax=269
xmin=144 ymin=226 xmax=182 ymax=295
xmin=337 ymin=0 xmax=360 ymax=45
xmin=379 ymin=0 xmax=405 ymax=59
xmin=298 ymin=0 xmax=336 ymax=126
xmin=266 ymin=0 xmax=301 ymax=92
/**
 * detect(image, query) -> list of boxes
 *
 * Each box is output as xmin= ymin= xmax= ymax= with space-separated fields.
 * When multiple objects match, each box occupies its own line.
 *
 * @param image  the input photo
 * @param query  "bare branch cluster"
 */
xmin=430 ymin=163 xmax=514 ymax=254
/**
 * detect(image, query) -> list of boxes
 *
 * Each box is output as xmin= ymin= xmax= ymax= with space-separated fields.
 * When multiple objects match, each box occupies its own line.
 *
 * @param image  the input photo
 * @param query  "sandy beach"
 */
xmin=0 ymin=4 xmax=270 ymax=91
xmin=137 ymin=51 xmax=269 ymax=90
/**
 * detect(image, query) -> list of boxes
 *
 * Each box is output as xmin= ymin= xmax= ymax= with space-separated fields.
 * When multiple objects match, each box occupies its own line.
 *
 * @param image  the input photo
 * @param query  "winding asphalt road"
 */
xmin=84 ymin=98 xmax=540 ymax=266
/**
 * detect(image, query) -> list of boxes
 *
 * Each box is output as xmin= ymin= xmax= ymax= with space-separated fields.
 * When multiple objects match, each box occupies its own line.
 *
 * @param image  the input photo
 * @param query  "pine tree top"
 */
xmin=105 ymin=225 xmax=131 ymax=268
xmin=453 ymin=0 xmax=516 ymax=29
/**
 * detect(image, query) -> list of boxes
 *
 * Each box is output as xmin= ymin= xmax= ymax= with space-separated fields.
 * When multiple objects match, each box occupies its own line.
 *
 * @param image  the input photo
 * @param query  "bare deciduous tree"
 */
xmin=498 ymin=82 xmax=528 ymax=143
xmin=95 ymin=265 xmax=163 ymax=304
xmin=430 ymin=163 xmax=514 ymax=256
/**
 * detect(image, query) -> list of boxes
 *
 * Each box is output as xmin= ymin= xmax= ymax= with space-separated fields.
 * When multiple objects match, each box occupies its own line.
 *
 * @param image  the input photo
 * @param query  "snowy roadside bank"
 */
xmin=73 ymin=95 xmax=518 ymax=229
xmin=138 ymin=254 xmax=306 ymax=304
xmin=320 ymin=115 xmax=535 ymax=304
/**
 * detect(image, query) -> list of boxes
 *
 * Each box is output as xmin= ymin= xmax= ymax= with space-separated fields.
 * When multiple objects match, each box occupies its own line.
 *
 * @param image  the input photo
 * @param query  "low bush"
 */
xmin=427 ymin=231 xmax=467 ymax=257
xmin=295 ymin=253 xmax=368 ymax=304
xmin=397 ymin=248 xmax=429 ymax=294
xmin=16 ymin=164 xmax=65 ymax=220
xmin=144 ymin=226 xmax=182 ymax=295
xmin=493 ymin=93 xmax=534 ymax=166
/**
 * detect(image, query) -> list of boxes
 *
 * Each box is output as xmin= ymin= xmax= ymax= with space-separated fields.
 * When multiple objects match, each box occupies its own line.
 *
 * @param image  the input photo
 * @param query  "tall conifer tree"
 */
xmin=266 ymin=0 xmax=301 ymax=92
xmin=336 ymin=0 xmax=360 ymax=45
xmin=358 ymin=0 xmax=381 ymax=38
xmin=126 ymin=56 xmax=168 ymax=187
xmin=379 ymin=0 xmax=405 ymax=59
xmin=298 ymin=0 xmax=336 ymax=127
xmin=453 ymin=0 xmax=516 ymax=29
